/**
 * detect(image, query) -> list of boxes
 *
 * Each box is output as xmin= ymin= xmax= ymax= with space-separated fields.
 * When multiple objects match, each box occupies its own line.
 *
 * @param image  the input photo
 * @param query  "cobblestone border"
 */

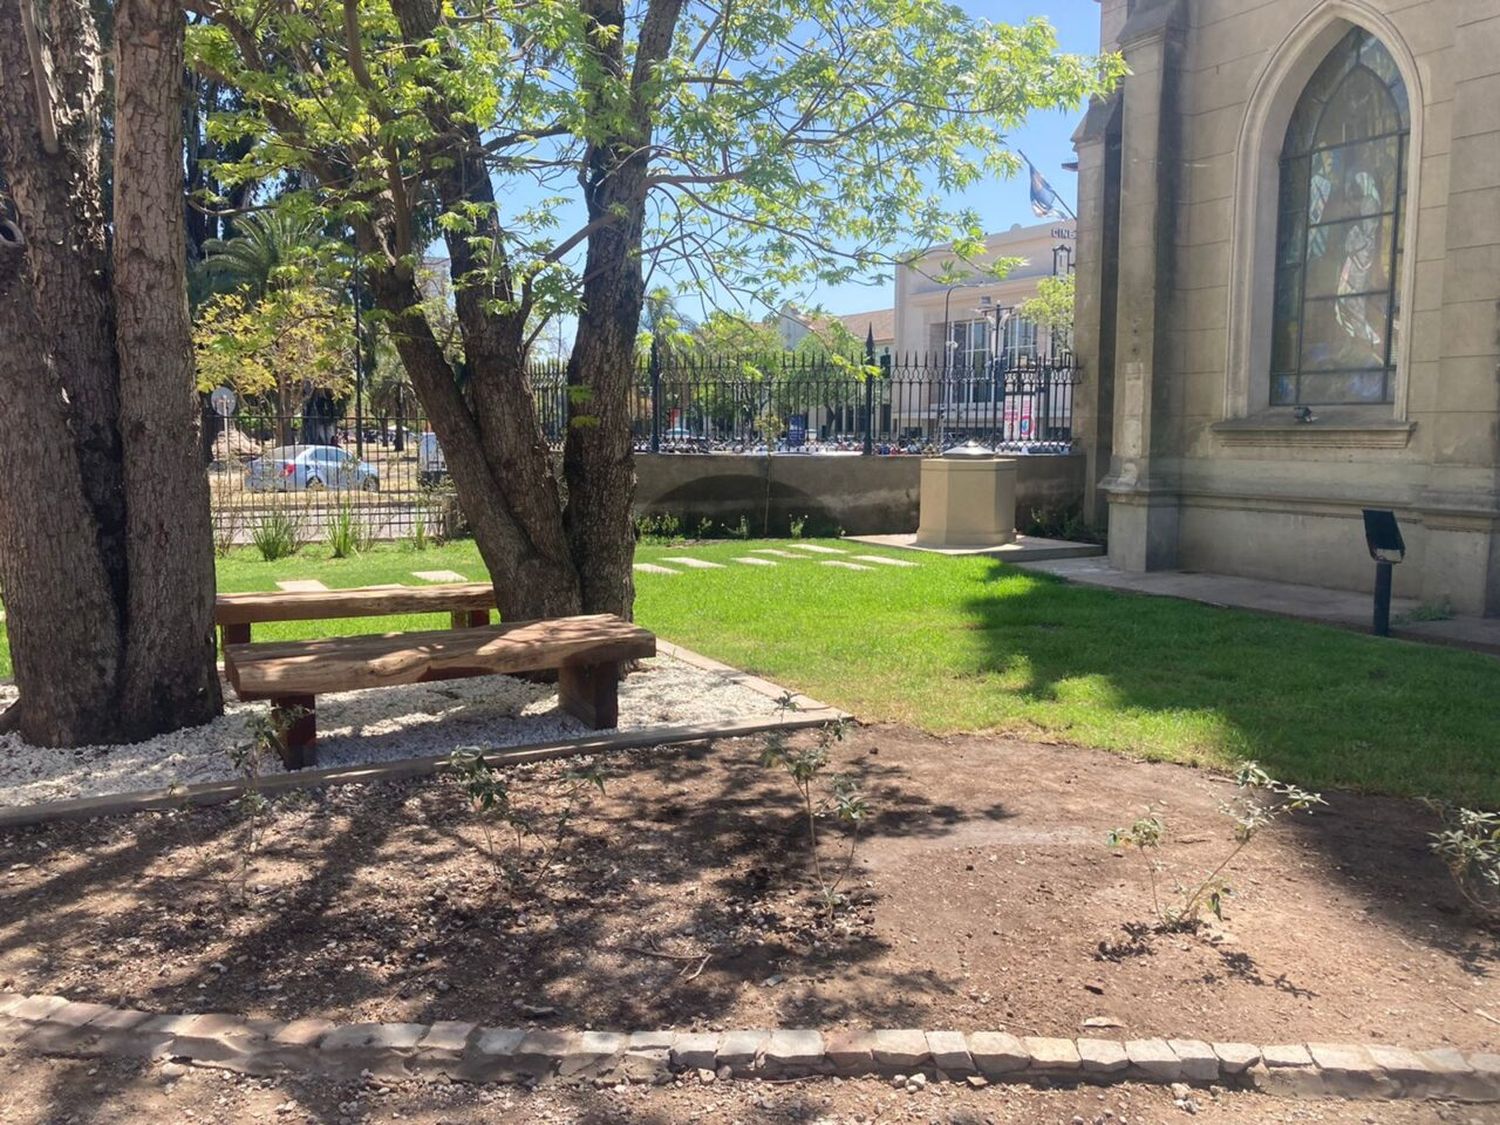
xmin=1 ymin=993 xmax=1495 ymax=1103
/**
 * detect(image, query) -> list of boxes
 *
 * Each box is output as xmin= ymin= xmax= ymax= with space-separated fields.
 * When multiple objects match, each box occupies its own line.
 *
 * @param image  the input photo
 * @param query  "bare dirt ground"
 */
xmin=0 ymin=725 xmax=1495 ymax=1053
xmin=0 ymin=1049 xmax=1486 ymax=1125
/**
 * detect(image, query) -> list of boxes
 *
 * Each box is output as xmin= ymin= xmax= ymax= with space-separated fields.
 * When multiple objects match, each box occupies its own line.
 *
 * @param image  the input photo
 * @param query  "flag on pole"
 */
xmin=1028 ymin=159 xmax=1069 ymax=220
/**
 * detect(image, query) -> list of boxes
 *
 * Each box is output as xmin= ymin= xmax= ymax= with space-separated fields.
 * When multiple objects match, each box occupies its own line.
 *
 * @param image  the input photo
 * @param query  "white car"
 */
xmin=417 ymin=432 xmax=447 ymax=486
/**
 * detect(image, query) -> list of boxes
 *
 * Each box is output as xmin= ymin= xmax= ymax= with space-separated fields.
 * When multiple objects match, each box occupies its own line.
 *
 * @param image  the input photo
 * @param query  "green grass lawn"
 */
xmin=2 ymin=536 xmax=1497 ymax=806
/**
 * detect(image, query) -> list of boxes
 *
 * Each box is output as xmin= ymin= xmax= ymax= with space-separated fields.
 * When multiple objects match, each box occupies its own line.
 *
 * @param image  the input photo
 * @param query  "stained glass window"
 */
xmin=1270 ymin=28 xmax=1409 ymax=406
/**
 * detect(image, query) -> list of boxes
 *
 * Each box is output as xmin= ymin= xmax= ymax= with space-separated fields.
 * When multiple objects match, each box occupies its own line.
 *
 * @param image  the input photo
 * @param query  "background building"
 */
xmin=1073 ymin=0 xmax=1500 ymax=615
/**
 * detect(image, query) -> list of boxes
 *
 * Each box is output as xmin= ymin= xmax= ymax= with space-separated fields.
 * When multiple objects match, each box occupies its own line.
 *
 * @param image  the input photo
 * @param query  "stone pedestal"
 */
xmin=915 ymin=457 xmax=1017 ymax=548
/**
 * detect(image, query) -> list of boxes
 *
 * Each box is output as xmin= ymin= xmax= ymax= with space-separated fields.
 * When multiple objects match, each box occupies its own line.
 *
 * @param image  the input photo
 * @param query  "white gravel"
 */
xmin=0 ymin=654 xmax=785 ymax=810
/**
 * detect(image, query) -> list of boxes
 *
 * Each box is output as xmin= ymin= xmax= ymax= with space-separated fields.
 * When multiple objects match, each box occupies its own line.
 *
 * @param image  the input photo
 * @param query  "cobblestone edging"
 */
xmin=1 ymin=993 xmax=1496 ymax=1103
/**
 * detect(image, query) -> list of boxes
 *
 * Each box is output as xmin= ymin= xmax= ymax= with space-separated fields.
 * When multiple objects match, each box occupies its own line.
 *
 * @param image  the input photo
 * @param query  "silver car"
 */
xmin=244 ymin=445 xmax=380 ymax=492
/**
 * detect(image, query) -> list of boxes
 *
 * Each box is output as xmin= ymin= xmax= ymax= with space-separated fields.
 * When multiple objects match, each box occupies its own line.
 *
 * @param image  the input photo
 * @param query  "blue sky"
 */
xmin=809 ymin=1 xmax=1101 ymax=317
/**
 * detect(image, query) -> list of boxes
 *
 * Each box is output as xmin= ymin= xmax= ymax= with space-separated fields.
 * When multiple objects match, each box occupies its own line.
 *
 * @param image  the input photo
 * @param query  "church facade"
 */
xmin=1072 ymin=0 xmax=1500 ymax=614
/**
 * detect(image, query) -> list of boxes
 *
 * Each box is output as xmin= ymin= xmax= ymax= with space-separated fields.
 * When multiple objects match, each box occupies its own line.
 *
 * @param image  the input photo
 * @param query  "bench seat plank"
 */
xmin=216 ymin=582 xmax=496 ymax=625
xmin=224 ymin=614 xmax=656 ymax=699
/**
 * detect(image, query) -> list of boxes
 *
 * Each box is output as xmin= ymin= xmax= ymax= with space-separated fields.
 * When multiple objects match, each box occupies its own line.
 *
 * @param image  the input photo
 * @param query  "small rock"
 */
xmin=906 ymin=1073 xmax=927 ymax=1091
xmin=161 ymin=1062 xmax=187 ymax=1081
xmin=966 ymin=1075 xmax=988 ymax=1089
xmin=696 ymin=1068 xmax=716 ymax=1085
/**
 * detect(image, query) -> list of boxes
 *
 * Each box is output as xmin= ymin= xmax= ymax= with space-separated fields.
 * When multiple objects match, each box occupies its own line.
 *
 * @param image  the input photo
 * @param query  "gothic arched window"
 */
xmin=1270 ymin=28 xmax=1409 ymax=406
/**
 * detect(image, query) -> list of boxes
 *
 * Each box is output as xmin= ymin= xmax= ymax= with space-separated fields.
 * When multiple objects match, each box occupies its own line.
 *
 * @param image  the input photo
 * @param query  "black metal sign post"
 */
xmin=1362 ymin=509 xmax=1405 ymax=637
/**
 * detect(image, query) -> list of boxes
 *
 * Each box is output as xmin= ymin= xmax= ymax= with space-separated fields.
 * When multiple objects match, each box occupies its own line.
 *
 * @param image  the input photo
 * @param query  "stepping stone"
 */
xmin=732 ymin=557 xmax=776 ymax=566
xmin=660 ymin=556 xmax=726 ymax=569
xmin=750 ymin=549 xmax=803 ymax=559
xmin=786 ymin=544 xmax=846 ymax=554
xmin=820 ymin=560 xmax=873 ymax=571
xmin=633 ymin=563 xmax=679 ymax=575
xmin=276 ymin=579 xmax=328 ymax=592
xmin=412 ymin=569 xmax=469 ymax=583
xmin=852 ymin=555 xmax=918 ymax=567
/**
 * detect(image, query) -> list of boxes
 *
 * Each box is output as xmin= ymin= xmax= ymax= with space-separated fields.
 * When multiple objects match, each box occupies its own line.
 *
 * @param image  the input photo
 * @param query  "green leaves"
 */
xmin=188 ymin=0 xmax=1122 ymax=330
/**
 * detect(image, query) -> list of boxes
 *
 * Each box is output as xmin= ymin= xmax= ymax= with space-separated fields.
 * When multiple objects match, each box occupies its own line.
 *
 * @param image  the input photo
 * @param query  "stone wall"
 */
xmin=632 ymin=454 xmax=1086 ymax=537
xmin=1075 ymin=0 xmax=1500 ymax=615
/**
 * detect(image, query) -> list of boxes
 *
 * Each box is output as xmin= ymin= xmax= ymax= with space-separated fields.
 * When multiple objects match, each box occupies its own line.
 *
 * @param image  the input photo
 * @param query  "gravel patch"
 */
xmin=0 ymin=655 xmax=784 ymax=809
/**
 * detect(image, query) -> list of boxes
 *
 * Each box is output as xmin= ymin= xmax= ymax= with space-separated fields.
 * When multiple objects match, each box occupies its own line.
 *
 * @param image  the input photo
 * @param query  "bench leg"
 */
xmin=450 ymin=609 xmax=491 ymax=629
xmin=270 ymin=695 xmax=316 ymax=770
xmin=558 ymin=662 xmax=620 ymax=730
xmin=221 ymin=622 xmax=251 ymax=652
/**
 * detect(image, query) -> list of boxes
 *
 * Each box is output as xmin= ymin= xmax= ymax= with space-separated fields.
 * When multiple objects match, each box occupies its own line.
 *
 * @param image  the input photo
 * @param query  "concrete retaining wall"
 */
xmin=633 ymin=454 xmax=1086 ymax=537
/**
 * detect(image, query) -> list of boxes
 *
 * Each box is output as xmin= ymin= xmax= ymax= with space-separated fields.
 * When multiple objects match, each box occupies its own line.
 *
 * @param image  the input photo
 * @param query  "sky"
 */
xmin=809 ymin=1 xmax=1102 ymax=317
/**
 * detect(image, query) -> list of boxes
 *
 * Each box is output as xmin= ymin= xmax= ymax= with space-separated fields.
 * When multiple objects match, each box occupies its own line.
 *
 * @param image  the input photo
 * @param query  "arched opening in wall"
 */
xmin=1224 ymin=7 xmax=1423 ymax=424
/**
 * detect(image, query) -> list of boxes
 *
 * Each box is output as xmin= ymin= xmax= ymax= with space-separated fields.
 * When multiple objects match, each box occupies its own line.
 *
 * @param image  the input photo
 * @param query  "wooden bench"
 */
xmin=215 ymin=583 xmax=497 ymax=647
xmin=222 ymin=614 xmax=657 ymax=769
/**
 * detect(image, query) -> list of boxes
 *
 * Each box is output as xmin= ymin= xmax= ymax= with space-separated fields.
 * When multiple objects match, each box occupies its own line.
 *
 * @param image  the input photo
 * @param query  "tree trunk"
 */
xmin=363 ymin=254 xmax=582 ymax=621
xmin=0 ymin=0 xmax=221 ymax=746
xmin=113 ymin=0 xmax=223 ymax=730
xmin=564 ymin=0 xmax=684 ymax=617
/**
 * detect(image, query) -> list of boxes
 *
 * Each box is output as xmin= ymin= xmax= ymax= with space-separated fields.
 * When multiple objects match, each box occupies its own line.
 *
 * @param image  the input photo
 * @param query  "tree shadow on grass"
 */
xmin=961 ymin=561 xmax=1500 ymax=969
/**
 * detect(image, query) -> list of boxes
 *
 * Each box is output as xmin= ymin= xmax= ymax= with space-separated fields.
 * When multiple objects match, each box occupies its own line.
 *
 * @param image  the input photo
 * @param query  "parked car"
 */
xmin=244 ymin=445 xmax=380 ymax=492
xmin=417 ymin=432 xmax=447 ymax=486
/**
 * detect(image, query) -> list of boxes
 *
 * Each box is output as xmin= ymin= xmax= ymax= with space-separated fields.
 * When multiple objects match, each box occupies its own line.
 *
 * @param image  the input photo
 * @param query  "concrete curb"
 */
xmin=0 ymin=993 xmax=1494 ymax=1102
xmin=0 ymin=643 xmax=848 ymax=830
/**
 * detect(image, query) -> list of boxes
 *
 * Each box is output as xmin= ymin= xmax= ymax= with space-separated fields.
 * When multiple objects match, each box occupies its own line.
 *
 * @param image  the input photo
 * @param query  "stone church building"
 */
xmin=1073 ymin=0 xmax=1500 ymax=615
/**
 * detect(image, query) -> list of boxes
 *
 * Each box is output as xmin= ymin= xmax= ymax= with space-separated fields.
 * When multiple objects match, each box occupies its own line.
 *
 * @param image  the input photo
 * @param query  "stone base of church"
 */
xmin=1105 ymin=489 xmax=1500 ymax=618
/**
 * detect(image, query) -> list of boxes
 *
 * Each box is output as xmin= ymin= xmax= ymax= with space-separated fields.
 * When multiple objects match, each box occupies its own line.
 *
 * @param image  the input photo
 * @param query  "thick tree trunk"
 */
xmin=0 ymin=221 xmax=125 ymax=743
xmin=0 ymin=0 xmax=222 ymax=746
xmin=113 ymin=0 xmax=223 ymax=731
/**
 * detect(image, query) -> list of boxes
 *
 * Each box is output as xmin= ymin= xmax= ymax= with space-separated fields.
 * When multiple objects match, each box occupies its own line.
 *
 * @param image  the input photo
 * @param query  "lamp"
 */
xmin=1361 ymin=509 xmax=1405 ymax=637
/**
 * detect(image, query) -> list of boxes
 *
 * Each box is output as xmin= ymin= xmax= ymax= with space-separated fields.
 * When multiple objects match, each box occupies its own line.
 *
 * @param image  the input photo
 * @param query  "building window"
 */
xmin=1000 ymin=316 xmax=1039 ymax=368
xmin=1270 ymin=27 xmax=1409 ymax=406
xmin=948 ymin=319 xmax=991 ymax=372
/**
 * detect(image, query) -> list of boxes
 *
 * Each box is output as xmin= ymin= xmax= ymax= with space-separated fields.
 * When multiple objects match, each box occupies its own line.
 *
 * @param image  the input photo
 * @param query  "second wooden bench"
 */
xmin=223 ymin=613 xmax=657 ymax=769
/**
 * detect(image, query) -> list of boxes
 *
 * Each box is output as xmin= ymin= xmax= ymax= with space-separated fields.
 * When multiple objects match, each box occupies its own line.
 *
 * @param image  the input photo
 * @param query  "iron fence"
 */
xmin=207 ymin=351 xmax=1081 ymax=542
xmin=531 ymin=351 xmax=1083 ymax=455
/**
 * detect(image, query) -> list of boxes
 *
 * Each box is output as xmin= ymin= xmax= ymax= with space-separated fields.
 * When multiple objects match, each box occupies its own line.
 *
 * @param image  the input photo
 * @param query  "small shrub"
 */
xmin=761 ymin=699 xmax=870 ymax=924
xmin=409 ymin=505 xmax=434 ymax=551
xmin=1026 ymin=505 xmax=1104 ymax=546
xmin=213 ymin=510 xmax=242 ymax=558
xmin=250 ymin=507 xmax=304 ymax=561
xmin=634 ymin=512 xmax=682 ymax=545
xmin=226 ymin=710 xmax=290 ymax=904
xmin=327 ymin=501 xmax=375 ymax=558
xmin=789 ymin=514 xmax=808 ymax=539
xmin=730 ymin=515 xmax=751 ymax=540
xmin=448 ymin=748 xmax=607 ymax=894
xmin=1109 ymin=761 xmax=1323 ymax=929
xmin=1394 ymin=598 xmax=1454 ymax=625
xmin=1427 ymin=803 xmax=1500 ymax=923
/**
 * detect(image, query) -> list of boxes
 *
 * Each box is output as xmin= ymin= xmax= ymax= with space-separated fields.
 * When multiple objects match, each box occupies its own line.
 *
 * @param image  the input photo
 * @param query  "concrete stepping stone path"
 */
xmin=411 ymin=569 xmax=469 ymax=583
xmin=788 ymin=544 xmax=847 ymax=554
xmin=276 ymin=579 xmax=329 ymax=592
xmin=821 ymin=560 xmax=874 ymax=571
xmin=660 ymin=557 xmax=727 ymax=569
xmin=633 ymin=563 xmax=679 ymax=575
xmin=852 ymin=555 xmax=918 ymax=568
xmin=750 ymin=549 xmax=804 ymax=559
xmin=731 ymin=557 xmax=776 ymax=566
